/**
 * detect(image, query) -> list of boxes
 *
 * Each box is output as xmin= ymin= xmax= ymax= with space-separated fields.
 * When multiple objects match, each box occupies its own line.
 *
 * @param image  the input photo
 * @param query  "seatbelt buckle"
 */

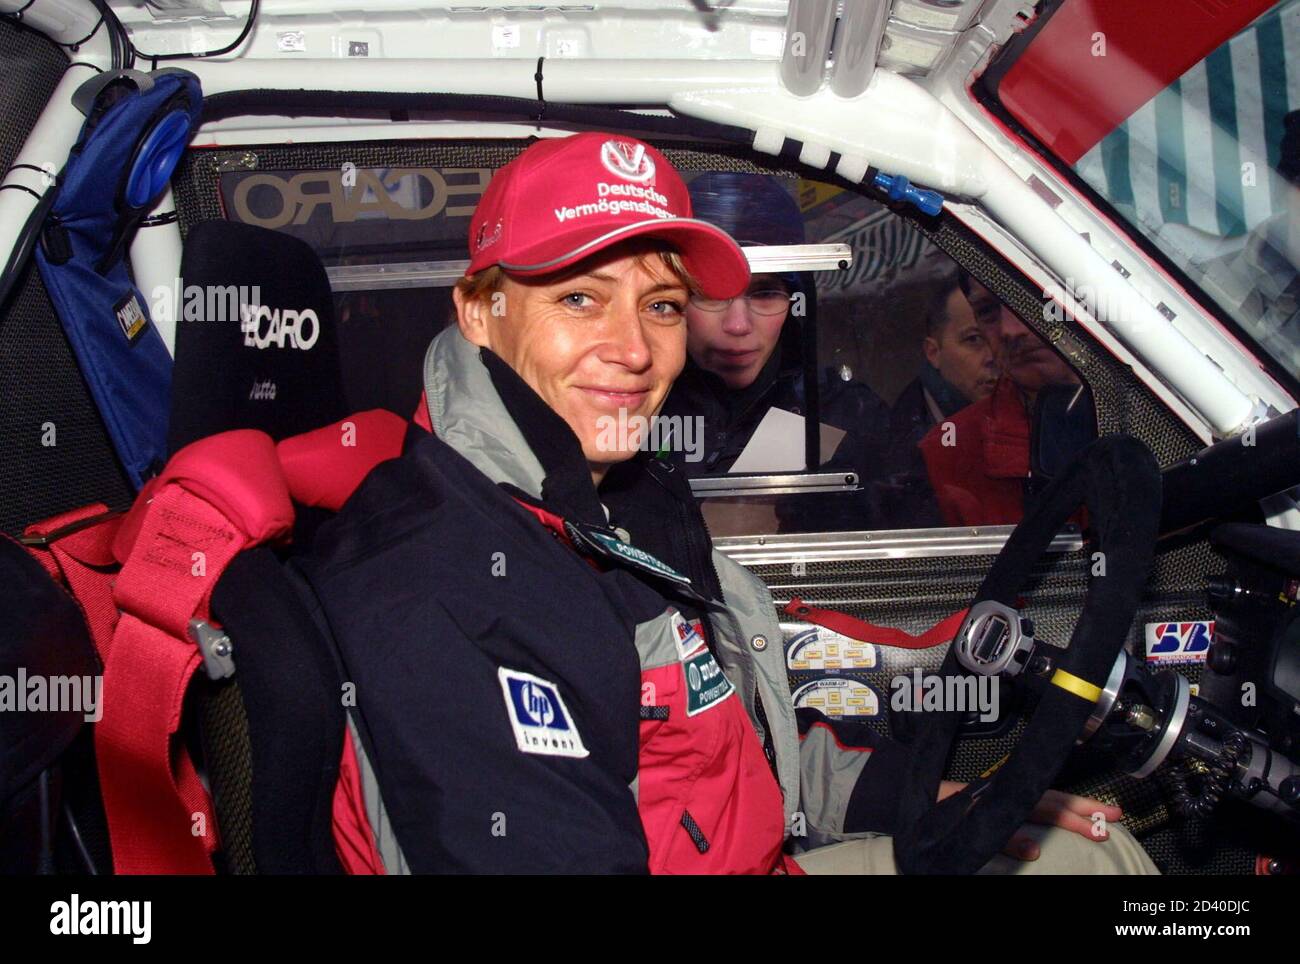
xmin=187 ymin=619 xmax=236 ymax=680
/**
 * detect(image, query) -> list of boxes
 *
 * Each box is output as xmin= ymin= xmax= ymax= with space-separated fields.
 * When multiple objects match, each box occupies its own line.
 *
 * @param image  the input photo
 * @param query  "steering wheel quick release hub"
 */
xmin=954 ymin=600 xmax=1036 ymax=678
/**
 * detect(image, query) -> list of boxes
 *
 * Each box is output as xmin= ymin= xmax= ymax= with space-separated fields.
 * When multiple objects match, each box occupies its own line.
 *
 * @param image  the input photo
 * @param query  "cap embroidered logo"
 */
xmin=600 ymin=139 xmax=656 ymax=184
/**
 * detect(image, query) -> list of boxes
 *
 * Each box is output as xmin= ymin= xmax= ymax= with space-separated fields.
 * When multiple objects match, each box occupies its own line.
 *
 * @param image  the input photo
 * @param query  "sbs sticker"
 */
xmin=1144 ymin=621 xmax=1213 ymax=664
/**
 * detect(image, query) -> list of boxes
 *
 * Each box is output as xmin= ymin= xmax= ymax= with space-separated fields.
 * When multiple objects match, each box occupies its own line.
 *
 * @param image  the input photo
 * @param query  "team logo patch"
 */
xmin=784 ymin=625 xmax=877 ymax=672
xmin=684 ymin=648 xmax=734 ymax=716
xmin=600 ymin=139 xmax=656 ymax=184
xmin=475 ymin=217 xmax=502 ymax=252
xmin=1144 ymin=621 xmax=1213 ymax=664
xmin=498 ymin=667 xmax=589 ymax=758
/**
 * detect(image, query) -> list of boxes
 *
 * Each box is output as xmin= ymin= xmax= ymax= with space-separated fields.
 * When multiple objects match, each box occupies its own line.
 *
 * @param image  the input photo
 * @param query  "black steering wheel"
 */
xmin=893 ymin=434 xmax=1162 ymax=874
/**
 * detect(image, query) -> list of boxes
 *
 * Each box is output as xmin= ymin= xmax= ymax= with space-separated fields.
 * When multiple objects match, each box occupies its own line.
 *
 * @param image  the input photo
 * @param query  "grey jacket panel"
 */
xmin=423 ymin=327 xmax=547 ymax=498
xmin=794 ymin=723 xmax=873 ymax=841
xmin=348 ymin=716 xmax=411 ymax=875
xmin=634 ymin=606 xmax=689 ymax=671
xmin=709 ymin=549 xmax=802 ymax=828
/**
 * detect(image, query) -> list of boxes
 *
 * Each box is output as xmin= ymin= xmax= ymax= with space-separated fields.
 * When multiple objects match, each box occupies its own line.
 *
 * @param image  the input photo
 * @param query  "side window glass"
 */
xmin=665 ymin=172 xmax=1097 ymax=536
xmin=213 ymin=156 xmax=1097 ymax=536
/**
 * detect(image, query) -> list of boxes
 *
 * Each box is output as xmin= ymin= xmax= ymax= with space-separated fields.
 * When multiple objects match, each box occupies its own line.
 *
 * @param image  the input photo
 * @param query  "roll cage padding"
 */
xmin=893 ymin=434 xmax=1161 ymax=874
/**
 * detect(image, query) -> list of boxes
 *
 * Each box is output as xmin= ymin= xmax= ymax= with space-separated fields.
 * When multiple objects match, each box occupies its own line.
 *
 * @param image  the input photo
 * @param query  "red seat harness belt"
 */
xmin=23 ymin=415 xmax=408 ymax=874
xmin=784 ymin=597 xmax=969 ymax=649
xmin=22 ymin=504 xmax=122 ymax=651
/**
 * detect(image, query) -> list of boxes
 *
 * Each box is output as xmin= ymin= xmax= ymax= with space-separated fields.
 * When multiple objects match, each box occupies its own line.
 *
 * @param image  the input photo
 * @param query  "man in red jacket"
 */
xmin=918 ymin=276 xmax=1082 ymax=528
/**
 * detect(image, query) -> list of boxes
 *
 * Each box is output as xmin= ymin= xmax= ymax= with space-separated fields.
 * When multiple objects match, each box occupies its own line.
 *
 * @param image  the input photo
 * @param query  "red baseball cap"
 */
xmin=466 ymin=132 xmax=750 ymax=299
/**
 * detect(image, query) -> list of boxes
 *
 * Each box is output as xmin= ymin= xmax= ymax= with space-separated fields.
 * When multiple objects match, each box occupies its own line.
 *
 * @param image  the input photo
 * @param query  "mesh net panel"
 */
xmin=0 ymin=21 xmax=133 ymax=536
xmin=192 ymin=678 xmax=257 ymax=874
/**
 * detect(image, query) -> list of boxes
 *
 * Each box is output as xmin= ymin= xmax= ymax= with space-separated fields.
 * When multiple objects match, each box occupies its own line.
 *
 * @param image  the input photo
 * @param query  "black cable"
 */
xmin=90 ymin=0 xmax=132 ymax=69
xmin=0 ymin=181 xmax=57 ymax=313
xmin=0 ymin=183 xmax=44 ymax=200
xmin=6 ymin=162 xmax=55 ymax=180
xmin=131 ymin=0 xmax=260 ymax=61
xmin=2 ymin=2 xmax=125 ymax=67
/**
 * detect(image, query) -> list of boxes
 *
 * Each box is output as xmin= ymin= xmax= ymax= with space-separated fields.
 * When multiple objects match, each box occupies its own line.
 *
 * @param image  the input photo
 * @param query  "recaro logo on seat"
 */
xmin=239 ymin=303 xmax=320 ymax=350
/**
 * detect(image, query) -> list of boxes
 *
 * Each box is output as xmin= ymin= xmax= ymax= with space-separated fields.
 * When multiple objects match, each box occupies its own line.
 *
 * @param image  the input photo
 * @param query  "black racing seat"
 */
xmin=168 ymin=221 xmax=357 ymax=873
xmin=11 ymin=221 xmax=369 ymax=874
xmin=0 ymin=536 xmax=102 ymax=873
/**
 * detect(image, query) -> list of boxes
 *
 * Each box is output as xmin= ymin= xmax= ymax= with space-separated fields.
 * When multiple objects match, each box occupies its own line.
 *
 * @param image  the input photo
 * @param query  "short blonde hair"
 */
xmin=455 ymin=245 xmax=700 ymax=305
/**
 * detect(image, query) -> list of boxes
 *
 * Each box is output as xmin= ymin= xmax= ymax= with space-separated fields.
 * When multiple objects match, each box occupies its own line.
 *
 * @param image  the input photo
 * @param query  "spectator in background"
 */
xmin=918 ymin=276 xmax=1085 ymax=528
xmin=884 ymin=272 xmax=998 ymax=520
xmin=659 ymin=172 xmax=892 ymax=531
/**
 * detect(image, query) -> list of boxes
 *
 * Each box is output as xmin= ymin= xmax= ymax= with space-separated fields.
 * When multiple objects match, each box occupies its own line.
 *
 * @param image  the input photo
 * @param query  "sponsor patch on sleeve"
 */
xmin=669 ymin=609 xmax=706 ymax=661
xmin=684 ymin=648 xmax=734 ymax=716
xmin=498 ymin=667 xmax=589 ymax=758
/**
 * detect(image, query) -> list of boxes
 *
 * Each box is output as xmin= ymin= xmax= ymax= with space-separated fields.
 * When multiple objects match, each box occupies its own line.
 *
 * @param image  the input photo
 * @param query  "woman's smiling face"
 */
xmin=454 ymin=242 xmax=691 ymax=479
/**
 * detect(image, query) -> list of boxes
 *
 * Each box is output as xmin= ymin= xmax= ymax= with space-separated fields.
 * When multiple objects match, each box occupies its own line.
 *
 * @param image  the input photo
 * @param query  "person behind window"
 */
xmin=918 ymin=276 xmax=1083 ymax=527
xmin=658 ymin=172 xmax=892 ymax=531
xmin=1202 ymin=109 xmax=1300 ymax=371
xmin=883 ymin=271 xmax=998 ymax=525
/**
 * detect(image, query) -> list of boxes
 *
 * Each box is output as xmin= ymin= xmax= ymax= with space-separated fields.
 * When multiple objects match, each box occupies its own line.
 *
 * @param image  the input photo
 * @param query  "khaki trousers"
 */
xmin=794 ymin=823 xmax=1160 ymax=875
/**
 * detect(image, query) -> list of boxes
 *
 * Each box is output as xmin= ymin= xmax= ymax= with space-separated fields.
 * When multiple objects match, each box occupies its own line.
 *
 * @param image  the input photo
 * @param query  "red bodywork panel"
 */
xmin=996 ymin=0 xmax=1277 ymax=164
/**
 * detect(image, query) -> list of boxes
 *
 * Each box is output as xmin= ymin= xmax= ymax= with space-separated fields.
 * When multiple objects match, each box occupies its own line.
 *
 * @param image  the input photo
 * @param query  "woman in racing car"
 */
xmin=301 ymin=131 xmax=1158 ymax=875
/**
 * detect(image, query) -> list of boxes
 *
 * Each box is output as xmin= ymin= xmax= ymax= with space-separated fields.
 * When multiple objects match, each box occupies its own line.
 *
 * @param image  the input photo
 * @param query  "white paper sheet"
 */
xmin=728 ymin=407 xmax=847 ymax=474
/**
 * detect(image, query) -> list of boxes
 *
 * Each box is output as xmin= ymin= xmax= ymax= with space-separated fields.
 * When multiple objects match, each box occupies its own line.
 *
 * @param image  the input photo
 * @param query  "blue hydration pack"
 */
xmin=34 ymin=68 xmax=202 ymax=489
